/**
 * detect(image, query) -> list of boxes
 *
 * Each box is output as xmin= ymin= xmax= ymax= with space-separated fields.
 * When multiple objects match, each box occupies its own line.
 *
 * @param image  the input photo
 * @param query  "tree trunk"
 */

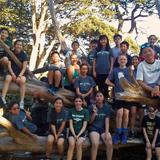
xmin=48 ymin=0 xmax=68 ymax=52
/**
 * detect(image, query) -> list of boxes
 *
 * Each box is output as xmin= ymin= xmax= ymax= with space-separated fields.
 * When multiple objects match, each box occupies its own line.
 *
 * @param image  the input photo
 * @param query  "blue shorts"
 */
xmin=89 ymin=126 xmax=105 ymax=135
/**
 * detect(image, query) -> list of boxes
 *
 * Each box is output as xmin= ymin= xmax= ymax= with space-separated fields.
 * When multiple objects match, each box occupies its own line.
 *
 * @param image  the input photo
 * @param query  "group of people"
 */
xmin=0 ymin=27 xmax=160 ymax=160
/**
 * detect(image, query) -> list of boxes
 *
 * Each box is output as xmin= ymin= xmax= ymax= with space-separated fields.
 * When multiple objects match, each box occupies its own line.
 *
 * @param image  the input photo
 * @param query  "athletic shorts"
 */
xmin=89 ymin=126 xmax=105 ymax=135
xmin=114 ymin=100 xmax=131 ymax=110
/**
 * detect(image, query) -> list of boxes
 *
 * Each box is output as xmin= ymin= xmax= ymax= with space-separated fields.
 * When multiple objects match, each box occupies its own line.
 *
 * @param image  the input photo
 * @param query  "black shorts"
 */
xmin=89 ymin=126 xmax=105 ymax=135
xmin=68 ymin=131 xmax=86 ymax=138
xmin=143 ymin=136 xmax=160 ymax=148
xmin=49 ymin=131 xmax=66 ymax=139
xmin=114 ymin=100 xmax=131 ymax=110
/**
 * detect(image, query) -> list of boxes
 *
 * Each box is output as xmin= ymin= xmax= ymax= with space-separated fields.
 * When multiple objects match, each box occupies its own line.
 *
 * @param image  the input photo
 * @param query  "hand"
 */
xmin=55 ymin=134 xmax=58 ymax=142
xmin=93 ymin=71 xmax=96 ymax=78
xmin=30 ymin=134 xmax=38 ymax=141
xmin=16 ymin=76 xmax=21 ymax=84
xmin=11 ymin=74 xmax=17 ymax=82
xmin=152 ymin=141 xmax=156 ymax=149
xmin=146 ymin=141 xmax=151 ymax=149
xmin=92 ymin=104 xmax=97 ymax=114
xmin=151 ymin=86 xmax=160 ymax=97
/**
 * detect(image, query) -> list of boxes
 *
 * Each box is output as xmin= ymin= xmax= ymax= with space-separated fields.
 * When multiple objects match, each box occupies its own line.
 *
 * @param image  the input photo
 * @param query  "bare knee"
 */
xmin=2 ymin=57 xmax=9 ymax=65
xmin=5 ymin=75 xmax=12 ymax=82
xmin=57 ymin=139 xmax=64 ymax=147
xmin=47 ymin=135 xmax=54 ymax=144
xmin=19 ymin=76 xmax=26 ymax=84
xmin=55 ymin=70 xmax=62 ymax=77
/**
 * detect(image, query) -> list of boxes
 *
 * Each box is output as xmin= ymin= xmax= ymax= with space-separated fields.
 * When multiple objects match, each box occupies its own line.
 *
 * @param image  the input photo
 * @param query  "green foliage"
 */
xmin=124 ymin=37 xmax=140 ymax=54
xmin=64 ymin=16 xmax=117 ymax=41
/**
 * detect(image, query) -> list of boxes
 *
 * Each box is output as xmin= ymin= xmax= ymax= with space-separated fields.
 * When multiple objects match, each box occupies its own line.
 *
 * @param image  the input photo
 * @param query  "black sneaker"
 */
xmin=0 ymin=97 xmax=7 ymax=108
xmin=128 ymin=131 xmax=136 ymax=139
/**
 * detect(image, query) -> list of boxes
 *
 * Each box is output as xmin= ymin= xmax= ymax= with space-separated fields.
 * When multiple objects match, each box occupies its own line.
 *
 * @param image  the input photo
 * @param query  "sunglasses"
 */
xmin=12 ymin=107 xmax=20 ymax=110
xmin=148 ymin=110 xmax=155 ymax=113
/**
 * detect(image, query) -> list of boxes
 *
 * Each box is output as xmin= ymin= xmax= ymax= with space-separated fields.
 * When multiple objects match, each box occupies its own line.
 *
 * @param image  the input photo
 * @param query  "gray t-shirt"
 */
xmin=136 ymin=60 xmax=160 ymax=87
xmin=8 ymin=110 xmax=37 ymax=133
xmin=111 ymin=46 xmax=121 ymax=59
xmin=93 ymin=49 xmax=113 ymax=74
xmin=89 ymin=103 xmax=110 ymax=130
xmin=74 ymin=75 xmax=96 ymax=94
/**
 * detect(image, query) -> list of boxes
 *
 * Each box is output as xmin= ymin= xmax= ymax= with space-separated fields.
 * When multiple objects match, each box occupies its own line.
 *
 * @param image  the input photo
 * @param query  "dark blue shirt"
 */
xmin=89 ymin=103 xmax=110 ymax=130
xmin=8 ymin=110 xmax=37 ymax=133
xmin=109 ymin=67 xmax=131 ymax=93
xmin=93 ymin=48 xmax=113 ymax=74
xmin=9 ymin=51 xmax=28 ymax=76
xmin=48 ymin=107 xmax=68 ymax=131
xmin=74 ymin=75 xmax=96 ymax=94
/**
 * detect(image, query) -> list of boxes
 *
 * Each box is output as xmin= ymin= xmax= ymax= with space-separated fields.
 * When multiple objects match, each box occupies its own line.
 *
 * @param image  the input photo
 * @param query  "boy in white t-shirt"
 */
xmin=136 ymin=47 xmax=160 ymax=97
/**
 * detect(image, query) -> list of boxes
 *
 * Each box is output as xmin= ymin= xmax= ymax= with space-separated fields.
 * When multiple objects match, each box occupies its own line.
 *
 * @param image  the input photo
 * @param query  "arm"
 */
xmin=8 ymin=61 xmax=15 ymax=76
xmin=89 ymin=105 xmax=97 ymax=124
xmin=105 ymin=117 xmax=109 ymax=134
xmin=143 ymin=128 xmax=150 ymax=143
xmin=67 ymin=67 xmax=76 ymax=84
xmin=21 ymin=127 xmax=36 ymax=138
xmin=105 ymin=78 xmax=115 ymax=87
xmin=93 ymin=59 xmax=96 ymax=78
xmin=152 ymin=129 xmax=159 ymax=148
xmin=109 ymin=57 xmax=114 ymax=74
xmin=18 ymin=61 xmax=27 ymax=77
xmin=76 ymin=87 xmax=93 ymax=98
xmin=25 ymin=112 xmax=32 ymax=121
xmin=77 ymin=121 xmax=87 ymax=137
xmin=57 ymin=121 xmax=66 ymax=137
xmin=51 ymin=124 xmax=57 ymax=136
xmin=69 ymin=120 xmax=76 ymax=137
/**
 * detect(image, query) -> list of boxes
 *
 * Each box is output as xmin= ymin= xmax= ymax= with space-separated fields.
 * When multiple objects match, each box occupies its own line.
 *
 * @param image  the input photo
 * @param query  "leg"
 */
xmin=57 ymin=138 xmax=65 ymax=159
xmin=146 ymin=143 xmax=152 ymax=160
xmin=48 ymin=71 xmax=54 ymax=86
xmin=116 ymin=108 xmax=123 ymax=128
xmin=101 ymin=132 xmax=113 ymax=160
xmin=76 ymin=137 xmax=85 ymax=160
xmin=130 ymin=106 xmax=137 ymax=133
xmin=46 ymin=134 xmax=55 ymax=159
xmin=89 ymin=132 xmax=100 ymax=160
xmin=67 ymin=136 xmax=76 ymax=160
xmin=122 ymin=108 xmax=129 ymax=128
xmin=19 ymin=76 xmax=26 ymax=103
xmin=156 ymin=147 xmax=160 ymax=160
xmin=1 ymin=75 xmax=12 ymax=101
xmin=54 ymin=70 xmax=62 ymax=87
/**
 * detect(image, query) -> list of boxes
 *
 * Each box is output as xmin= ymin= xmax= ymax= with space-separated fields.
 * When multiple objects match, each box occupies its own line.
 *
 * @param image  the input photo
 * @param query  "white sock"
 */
xmin=2 ymin=97 xmax=6 ymax=104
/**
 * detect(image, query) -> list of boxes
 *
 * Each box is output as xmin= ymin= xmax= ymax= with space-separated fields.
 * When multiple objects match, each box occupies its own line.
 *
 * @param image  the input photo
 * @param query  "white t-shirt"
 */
xmin=136 ymin=60 xmax=160 ymax=86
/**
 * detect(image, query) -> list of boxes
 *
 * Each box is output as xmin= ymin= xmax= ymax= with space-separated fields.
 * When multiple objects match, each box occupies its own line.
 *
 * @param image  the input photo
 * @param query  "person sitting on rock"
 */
xmin=0 ymin=40 xmax=28 ymax=109
xmin=7 ymin=101 xmax=37 ymax=139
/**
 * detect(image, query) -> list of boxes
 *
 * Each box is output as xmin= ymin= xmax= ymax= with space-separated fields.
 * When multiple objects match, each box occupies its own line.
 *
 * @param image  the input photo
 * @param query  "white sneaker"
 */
xmin=19 ymin=101 xmax=24 ymax=109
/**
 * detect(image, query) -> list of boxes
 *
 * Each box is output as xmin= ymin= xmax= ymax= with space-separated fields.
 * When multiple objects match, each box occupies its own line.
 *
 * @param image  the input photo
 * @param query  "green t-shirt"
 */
xmin=69 ymin=107 xmax=89 ymax=134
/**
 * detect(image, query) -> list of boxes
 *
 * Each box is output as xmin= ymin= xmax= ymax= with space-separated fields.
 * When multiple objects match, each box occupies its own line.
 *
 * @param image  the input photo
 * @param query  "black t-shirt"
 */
xmin=142 ymin=115 xmax=160 ymax=140
xmin=9 ymin=51 xmax=28 ymax=76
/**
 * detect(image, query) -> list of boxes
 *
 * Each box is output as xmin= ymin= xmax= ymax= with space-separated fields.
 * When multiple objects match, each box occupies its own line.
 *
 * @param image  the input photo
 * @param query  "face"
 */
xmin=0 ymin=30 xmax=9 ymax=40
xmin=143 ymin=47 xmax=155 ymax=63
xmin=100 ymin=37 xmax=108 ymax=47
xmin=90 ymin=43 xmax=97 ymax=50
xmin=51 ymin=53 xmax=60 ymax=63
xmin=70 ymin=54 xmax=78 ymax=64
xmin=118 ymin=55 xmax=127 ymax=66
xmin=80 ymin=65 xmax=88 ymax=75
xmin=14 ymin=41 xmax=23 ymax=53
xmin=10 ymin=104 xmax=20 ymax=115
xmin=54 ymin=99 xmax=63 ymax=113
xmin=120 ymin=44 xmax=128 ymax=54
xmin=148 ymin=107 xmax=156 ymax=117
xmin=74 ymin=98 xmax=83 ymax=109
xmin=114 ymin=36 xmax=122 ymax=46
xmin=132 ymin=57 xmax=139 ymax=67
xmin=148 ymin=35 xmax=157 ymax=45
xmin=95 ymin=92 xmax=104 ymax=104
xmin=72 ymin=43 xmax=79 ymax=51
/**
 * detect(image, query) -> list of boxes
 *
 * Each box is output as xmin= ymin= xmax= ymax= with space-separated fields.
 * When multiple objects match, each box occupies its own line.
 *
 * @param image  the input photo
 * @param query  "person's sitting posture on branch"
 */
xmin=0 ymin=28 xmax=11 ymax=74
xmin=0 ymin=40 xmax=28 ymax=109
xmin=7 ymin=101 xmax=38 ymax=139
